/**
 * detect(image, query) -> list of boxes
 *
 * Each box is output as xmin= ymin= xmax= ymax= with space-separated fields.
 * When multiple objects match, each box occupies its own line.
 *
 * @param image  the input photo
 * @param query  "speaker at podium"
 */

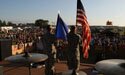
xmin=0 ymin=39 xmax=12 ymax=61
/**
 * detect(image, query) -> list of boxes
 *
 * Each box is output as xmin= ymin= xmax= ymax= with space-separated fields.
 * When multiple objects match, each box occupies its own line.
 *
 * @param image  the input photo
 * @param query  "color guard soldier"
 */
xmin=42 ymin=25 xmax=56 ymax=75
xmin=67 ymin=26 xmax=81 ymax=75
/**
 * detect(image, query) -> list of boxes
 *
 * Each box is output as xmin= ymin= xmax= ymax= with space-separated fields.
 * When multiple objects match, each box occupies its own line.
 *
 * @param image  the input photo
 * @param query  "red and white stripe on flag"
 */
xmin=76 ymin=0 xmax=91 ymax=59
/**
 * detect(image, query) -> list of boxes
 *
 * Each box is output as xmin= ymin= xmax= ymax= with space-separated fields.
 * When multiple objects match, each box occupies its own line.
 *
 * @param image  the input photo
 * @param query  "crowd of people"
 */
xmin=90 ymin=34 xmax=125 ymax=62
xmin=0 ymin=25 xmax=125 ymax=75
xmin=0 ymin=27 xmax=45 ymax=51
xmin=0 ymin=28 xmax=43 ymax=44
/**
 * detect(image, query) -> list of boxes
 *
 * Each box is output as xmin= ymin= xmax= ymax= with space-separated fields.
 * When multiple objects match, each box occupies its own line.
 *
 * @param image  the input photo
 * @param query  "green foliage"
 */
xmin=0 ymin=20 xmax=2 ymax=26
xmin=2 ymin=21 xmax=6 ymax=26
xmin=7 ymin=21 xmax=13 ymax=26
xmin=0 ymin=20 xmax=16 ymax=27
xmin=35 ymin=19 xmax=49 ymax=28
xmin=0 ymin=20 xmax=6 ymax=26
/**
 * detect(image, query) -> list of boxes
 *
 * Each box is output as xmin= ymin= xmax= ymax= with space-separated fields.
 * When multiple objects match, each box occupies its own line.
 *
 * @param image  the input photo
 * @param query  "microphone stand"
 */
xmin=22 ymin=30 xmax=31 ymax=58
xmin=22 ymin=30 xmax=32 ymax=75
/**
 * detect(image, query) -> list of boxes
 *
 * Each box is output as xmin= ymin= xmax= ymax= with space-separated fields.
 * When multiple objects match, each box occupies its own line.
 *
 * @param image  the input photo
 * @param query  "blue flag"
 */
xmin=55 ymin=14 xmax=68 ymax=40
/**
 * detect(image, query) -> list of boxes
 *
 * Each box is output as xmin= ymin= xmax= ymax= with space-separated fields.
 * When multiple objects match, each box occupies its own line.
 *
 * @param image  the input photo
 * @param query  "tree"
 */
xmin=7 ymin=21 xmax=13 ymax=26
xmin=35 ymin=19 xmax=49 ymax=28
xmin=2 ymin=21 xmax=6 ymax=26
xmin=7 ymin=21 xmax=17 ymax=27
xmin=0 ymin=20 xmax=2 ymax=26
xmin=106 ymin=20 xmax=113 ymax=25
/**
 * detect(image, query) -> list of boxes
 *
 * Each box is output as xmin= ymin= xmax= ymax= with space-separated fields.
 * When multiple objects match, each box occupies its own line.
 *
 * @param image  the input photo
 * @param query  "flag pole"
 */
xmin=76 ymin=0 xmax=78 ymax=26
xmin=76 ymin=0 xmax=91 ymax=59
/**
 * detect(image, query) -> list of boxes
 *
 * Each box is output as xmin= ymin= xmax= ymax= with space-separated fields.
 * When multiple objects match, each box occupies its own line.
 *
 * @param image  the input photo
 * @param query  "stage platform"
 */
xmin=0 ymin=61 xmax=95 ymax=75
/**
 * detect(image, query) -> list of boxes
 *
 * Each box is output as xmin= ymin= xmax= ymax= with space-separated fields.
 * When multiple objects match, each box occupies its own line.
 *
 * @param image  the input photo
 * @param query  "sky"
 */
xmin=0 ymin=0 xmax=125 ymax=26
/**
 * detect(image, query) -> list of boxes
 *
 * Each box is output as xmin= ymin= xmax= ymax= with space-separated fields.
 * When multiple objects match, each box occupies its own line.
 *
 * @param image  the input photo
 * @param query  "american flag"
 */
xmin=76 ymin=0 xmax=91 ymax=59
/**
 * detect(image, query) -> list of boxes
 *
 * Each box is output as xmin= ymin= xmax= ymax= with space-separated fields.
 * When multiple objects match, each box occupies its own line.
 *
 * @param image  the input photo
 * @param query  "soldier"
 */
xmin=42 ymin=25 xmax=56 ymax=75
xmin=67 ymin=26 xmax=81 ymax=75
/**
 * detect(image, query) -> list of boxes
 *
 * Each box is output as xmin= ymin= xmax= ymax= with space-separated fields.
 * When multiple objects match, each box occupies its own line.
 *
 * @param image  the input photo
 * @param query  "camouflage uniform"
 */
xmin=42 ymin=27 xmax=56 ymax=75
xmin=67 ymin=26 xmax=81 ymax=75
